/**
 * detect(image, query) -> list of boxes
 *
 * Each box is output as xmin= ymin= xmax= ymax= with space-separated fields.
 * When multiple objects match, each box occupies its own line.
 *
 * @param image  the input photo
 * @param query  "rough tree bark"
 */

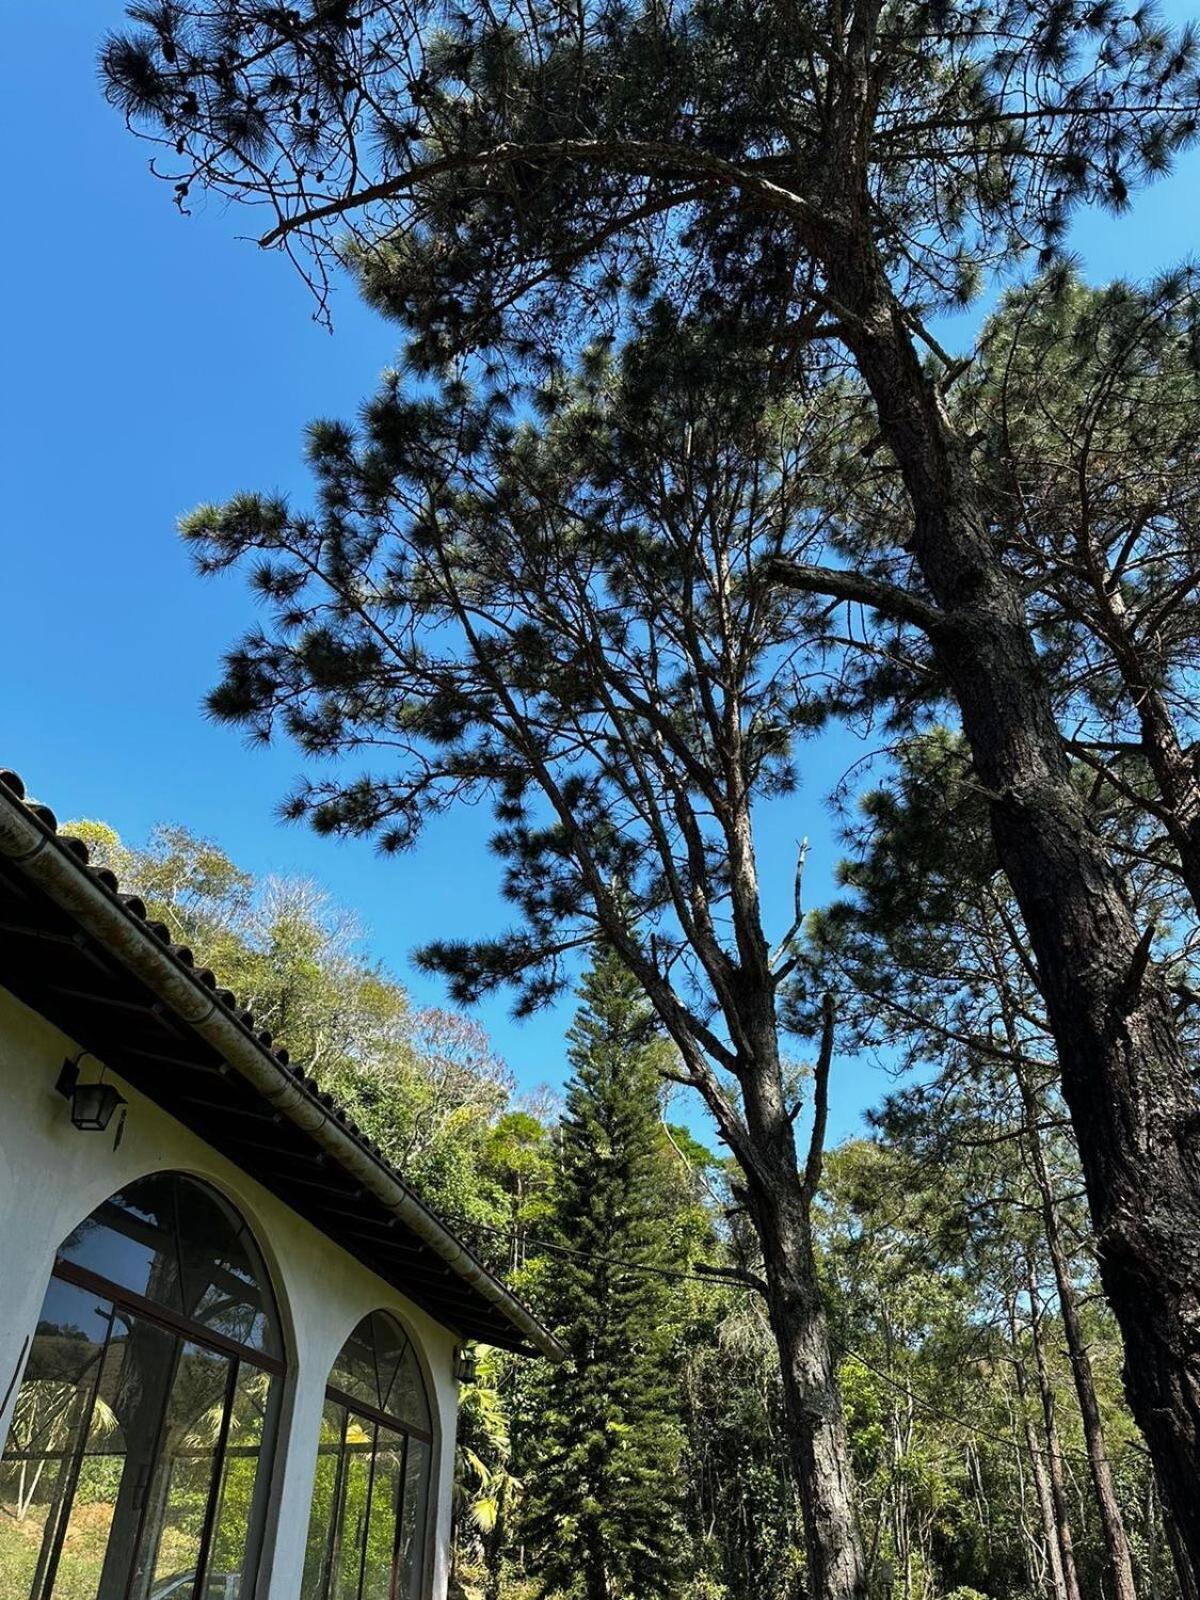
xmin=721 ymin=1001 xmax=870 ymax=1600
xmin=809 ymin=208 xmax=1200 ymax=1583
xmin=750 ymin=1180 xmax=867 ymax=1600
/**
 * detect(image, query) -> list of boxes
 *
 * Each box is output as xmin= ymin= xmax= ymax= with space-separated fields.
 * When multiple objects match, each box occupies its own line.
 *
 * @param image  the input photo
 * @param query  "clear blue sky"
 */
xmin=1 ymin=4 xmax=1196 ymax=1141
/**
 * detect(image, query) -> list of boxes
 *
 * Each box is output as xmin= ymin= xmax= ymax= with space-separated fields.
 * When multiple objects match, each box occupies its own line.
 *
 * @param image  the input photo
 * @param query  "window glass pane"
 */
xmin=328 ymin=1319 xmax=385 ymax=1414
xmin=335 ymin=1419 xmax=374 ymax=1600
xmin=207 ymin=1363 xmax=278 ymax=1596
xmin=57 ymin=1175 xmax=279 ymax=1358
xmin=3 ymin=1180 xmax=283 ymax=1600
xmin=390 ymin=1351 xmax=431 ymax=1438
xmin=0 ymin=1280 xmax=112 ymax=1600
xmin=330 ymin=1315 xmax=428 ymax=1433
xmin=52 ymin=1307 xmax=145 ymax=1600
xmin=130 ymin=1338 xmax=233 ymax=1599
xmin=360 ymin=1429 xmax=405 ymax=1600
xmin=59 ymin=1177 xmax=182 ymax=1312
xmin=301 ymin=1402 xmax=347 ymax=1600
xmin=397 ymin=1439 xmax=430 ymax=1600
xmin=175 ymin=1185 xmax=277 ymax=1358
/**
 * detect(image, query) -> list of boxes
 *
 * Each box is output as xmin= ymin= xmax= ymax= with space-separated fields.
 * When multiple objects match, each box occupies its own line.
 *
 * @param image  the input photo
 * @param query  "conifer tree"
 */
xmin=522 ymin=945 xmax=685 ymax=1600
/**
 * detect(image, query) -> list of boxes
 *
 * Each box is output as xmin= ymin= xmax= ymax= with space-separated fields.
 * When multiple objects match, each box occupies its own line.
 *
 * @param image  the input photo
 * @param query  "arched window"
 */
xmin=0 ymin=1172 xmax=284 ymax=1600
xmin=301 ymin=1312 xmax=433 ymax=1600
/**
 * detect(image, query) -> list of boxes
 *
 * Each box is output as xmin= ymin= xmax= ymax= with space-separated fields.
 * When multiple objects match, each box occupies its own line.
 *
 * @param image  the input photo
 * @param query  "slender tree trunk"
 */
xmin=683 ymin=799 xmax=868 ymax=1598
xmin=1010 ymin=1293 xmax=1073 ymax=1600
xmin=484 ymin=1477 xmax=507 ymax=1600
xmin=584 ymin=1533 xmax=609 ymax=1600
xmin=1089 ymin=583 xmax=1200 ymax=919
xmin=816 ymin=220 xmax=1200 ymax=1586
xmin=730 ymin=1008 xmax=867 ymax=1600
xmin=1026 ymin=1261 xmax=1086 ymax=1600
xmin=1017 ymin=1073 xmax=1139 ymax=1600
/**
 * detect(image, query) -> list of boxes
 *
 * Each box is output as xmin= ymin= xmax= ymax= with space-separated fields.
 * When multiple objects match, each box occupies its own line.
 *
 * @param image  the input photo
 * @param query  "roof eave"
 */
xmin=0 ymin=772 xmax=565 ymax=1364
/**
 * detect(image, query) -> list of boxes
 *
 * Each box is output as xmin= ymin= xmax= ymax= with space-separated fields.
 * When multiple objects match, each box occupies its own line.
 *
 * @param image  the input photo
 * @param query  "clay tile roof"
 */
xmin=0 ymin=766 xmax=561 ymax=1360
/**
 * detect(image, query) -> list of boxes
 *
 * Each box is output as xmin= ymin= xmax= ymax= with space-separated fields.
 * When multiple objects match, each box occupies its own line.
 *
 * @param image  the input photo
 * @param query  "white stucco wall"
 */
xmin=0 ymin=984 xmax=461 ymax=1600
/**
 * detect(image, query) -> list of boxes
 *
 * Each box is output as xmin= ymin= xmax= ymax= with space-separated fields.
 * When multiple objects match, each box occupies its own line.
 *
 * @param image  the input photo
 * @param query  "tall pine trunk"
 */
xmin=820 ymin=222 xmax=1200 ymax=1585
xmin=753 ymin=1176 xmax=869 ymax=1600
xmin=731 ymin=1009 xmax=870 ymax=1600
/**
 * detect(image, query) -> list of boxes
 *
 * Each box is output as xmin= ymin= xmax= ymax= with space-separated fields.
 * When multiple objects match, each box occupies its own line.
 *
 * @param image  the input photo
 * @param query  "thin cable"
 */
xmin=478 ymin=1220 xmax=1132 ymax=1469
xmin=468 ymin=1218 xmax=759 ymax=1288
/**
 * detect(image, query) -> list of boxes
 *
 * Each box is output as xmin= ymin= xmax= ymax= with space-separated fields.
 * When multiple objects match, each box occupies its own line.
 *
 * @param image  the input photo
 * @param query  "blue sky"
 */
xmin=2 ymin=3 xmax=1197 ymax=1142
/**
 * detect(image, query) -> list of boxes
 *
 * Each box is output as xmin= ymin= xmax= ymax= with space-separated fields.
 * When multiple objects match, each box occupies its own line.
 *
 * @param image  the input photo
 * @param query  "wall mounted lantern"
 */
xmin=56 ymin=1054 xmax=126 ymax=1133
xmin=453 ymin=1346 xmax=479 ymax=1385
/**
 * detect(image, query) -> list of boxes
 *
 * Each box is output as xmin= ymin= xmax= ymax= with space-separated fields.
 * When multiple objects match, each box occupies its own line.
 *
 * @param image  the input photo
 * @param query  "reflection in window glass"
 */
xmin=0 ymin=1175 xmax=282 ymax=1600
xmin=360 ymin=1429 xmax=405 ymax=1600
xmin=336 ymin=1422 xmax=374 ymax=1600
xmin=301 ymin=1402 xmax=347 ymax=1600
xmin=328 ymin=1312 xmax=430 ymax=1436
xmin=58 ymin=1173 xmax=280 ymax=1357
xmin=132 ymin=1338 xmax=233 ymax=1596
xmin=208 ymin=1362 xmax=279 ymax=1591
xmin=302 ymin=1315 xmax=433 ymax=1600
xmin=398 ymin=1440 xmax=431 ymax=1600
xmin=0 ymin=1281 xmax=113 ymax=1598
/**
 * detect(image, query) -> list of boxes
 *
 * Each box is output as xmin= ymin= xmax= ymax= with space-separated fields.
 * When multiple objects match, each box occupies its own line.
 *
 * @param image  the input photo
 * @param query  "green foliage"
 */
xmin=103 ymin=0 xmax=1199 ymax=354
xmin=520 ymin=947 xmax=687 ymax=1600
xmin=67 ymin=818 xmax=512 ymax=1227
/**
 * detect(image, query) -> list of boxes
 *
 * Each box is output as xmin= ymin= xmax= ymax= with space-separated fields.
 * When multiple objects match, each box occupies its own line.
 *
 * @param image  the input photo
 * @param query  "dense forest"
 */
xmin=71 ymin=817 xmax=1176 ymax=1600
xmin=93 ymin=0 xmax=1200 ymax=1596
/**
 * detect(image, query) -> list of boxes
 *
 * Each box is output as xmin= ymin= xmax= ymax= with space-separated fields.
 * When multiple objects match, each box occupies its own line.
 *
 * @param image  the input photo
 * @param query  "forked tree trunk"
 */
xmin=818 ymin=223 xmax=1200 ymax=1589
xmin=724 ymin=1006 xmax=869 ymax=1600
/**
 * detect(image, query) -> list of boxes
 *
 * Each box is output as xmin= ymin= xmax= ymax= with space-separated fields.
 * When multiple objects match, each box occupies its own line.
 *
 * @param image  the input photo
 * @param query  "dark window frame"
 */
xmin=302 ymin=1314 xmax=433 ymax=1600
xmin=4 ymin=1176 xmax=286 ymax=1600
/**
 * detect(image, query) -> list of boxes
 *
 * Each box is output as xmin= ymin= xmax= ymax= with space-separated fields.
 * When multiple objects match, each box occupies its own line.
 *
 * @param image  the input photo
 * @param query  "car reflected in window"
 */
xmin=150 ymin=1573 xmax=241 ymax=1599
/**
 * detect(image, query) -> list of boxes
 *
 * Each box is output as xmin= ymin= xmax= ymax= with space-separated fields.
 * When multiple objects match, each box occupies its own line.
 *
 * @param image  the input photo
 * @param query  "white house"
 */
xmin=0 ymin=767 xmax=561 ymax=1600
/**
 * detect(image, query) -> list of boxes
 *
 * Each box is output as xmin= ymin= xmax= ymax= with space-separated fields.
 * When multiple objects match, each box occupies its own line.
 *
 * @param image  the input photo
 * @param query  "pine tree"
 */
xmin=107 ymin=7 xmax=1200 ymax=1575
xmin=522 ymin=946 xmax=685 ymax=1600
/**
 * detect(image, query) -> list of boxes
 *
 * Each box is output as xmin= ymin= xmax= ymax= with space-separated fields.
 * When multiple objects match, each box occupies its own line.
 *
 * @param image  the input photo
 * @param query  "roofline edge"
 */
xmin=0 ymin=781 xmax=565 ymax=1363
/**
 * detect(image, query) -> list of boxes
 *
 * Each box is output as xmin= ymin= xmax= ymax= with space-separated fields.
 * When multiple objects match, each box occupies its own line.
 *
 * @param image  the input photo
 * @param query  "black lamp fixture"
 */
xmin=56 ymin=1053 xmax=126 ymax=1133
xmin=453 ymin=1345 xmax=479 ymax=1385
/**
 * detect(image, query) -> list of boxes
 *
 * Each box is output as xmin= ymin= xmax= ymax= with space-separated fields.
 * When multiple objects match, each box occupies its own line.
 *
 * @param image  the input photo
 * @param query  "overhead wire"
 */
xmin=475 ymin=1219 xmax=1134 ymax=1469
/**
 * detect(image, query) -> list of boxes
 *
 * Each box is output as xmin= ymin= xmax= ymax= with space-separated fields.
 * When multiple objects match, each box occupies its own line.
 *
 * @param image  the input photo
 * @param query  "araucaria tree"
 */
xmin=103 ymin=0 xmax=1200 ymax=1580
xmin=522 ymin=946 xmax=685 ymax=1600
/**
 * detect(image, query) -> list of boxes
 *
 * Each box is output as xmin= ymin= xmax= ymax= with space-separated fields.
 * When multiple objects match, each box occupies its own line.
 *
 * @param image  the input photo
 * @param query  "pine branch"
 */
xmin=764 ymin=559 xmax=945 ymax=632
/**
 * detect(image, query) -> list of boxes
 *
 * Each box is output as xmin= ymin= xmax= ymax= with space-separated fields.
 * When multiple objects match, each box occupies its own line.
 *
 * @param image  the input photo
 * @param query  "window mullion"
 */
xmin=191 ymin=1355 xmax=239 ymax=1600
xmin=320 ymin=1405 xmax=351 ymax=1600
xmin=355 ymin=1420 xmax=380 ymax=1600
xmin=34 ymin=1300 xmax=117 ymax=1600
xmin=389 ymin=1433 xmax=410 ymax=1600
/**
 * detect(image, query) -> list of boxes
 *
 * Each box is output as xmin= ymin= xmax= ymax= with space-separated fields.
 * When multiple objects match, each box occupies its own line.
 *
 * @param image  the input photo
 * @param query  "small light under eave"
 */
xmin=69 ymin=1080 xmax=125 ymax=1132
xmin=56 ymin=1055 xmax=126 ymax=1132
xmin=453 ymin=1346 xmax=479 ymax=1385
